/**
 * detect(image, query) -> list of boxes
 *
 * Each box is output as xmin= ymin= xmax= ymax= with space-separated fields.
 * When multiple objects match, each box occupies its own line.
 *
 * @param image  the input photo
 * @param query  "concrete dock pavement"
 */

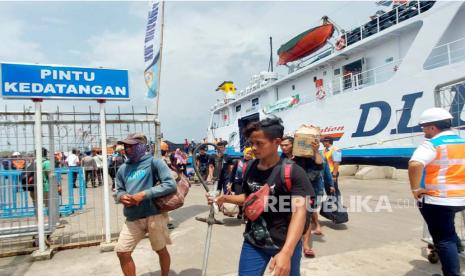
xmin=0 ymin=175 xmax=460 ymax=275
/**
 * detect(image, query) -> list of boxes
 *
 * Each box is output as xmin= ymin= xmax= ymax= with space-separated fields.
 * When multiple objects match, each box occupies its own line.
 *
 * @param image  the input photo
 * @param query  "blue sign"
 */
xmin=0 ymin=63 xmax=129 ymax=100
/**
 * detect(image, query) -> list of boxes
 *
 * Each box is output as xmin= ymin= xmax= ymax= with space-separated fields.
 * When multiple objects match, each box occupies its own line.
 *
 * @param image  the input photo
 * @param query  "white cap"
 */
xmin=418 ymin=107 xmax=453 ymax=125
xmin=12 ymin=152 xmax=21 ymax=157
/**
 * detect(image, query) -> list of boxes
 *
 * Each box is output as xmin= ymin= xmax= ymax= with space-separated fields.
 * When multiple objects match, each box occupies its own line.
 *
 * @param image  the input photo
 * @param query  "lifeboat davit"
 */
xmin=278 ymin=22 xmax=334 ymax=65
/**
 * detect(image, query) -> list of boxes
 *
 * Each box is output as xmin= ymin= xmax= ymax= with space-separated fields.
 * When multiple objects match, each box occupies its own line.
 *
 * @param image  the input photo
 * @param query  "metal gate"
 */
xmin=0 ymin=105 xmax=156 ymax=256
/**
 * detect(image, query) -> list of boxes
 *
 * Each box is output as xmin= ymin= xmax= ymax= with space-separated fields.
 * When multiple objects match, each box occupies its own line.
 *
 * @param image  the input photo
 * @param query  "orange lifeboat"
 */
xmin=278 ymin=22 xmax=334 ymax=65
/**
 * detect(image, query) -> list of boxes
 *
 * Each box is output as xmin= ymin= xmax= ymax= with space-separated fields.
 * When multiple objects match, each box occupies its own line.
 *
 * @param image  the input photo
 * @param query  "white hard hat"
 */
xmin=418 ymin=107 xmax=453 ymax=125
xmin=12 ymin=152 xmax=21 ymax=157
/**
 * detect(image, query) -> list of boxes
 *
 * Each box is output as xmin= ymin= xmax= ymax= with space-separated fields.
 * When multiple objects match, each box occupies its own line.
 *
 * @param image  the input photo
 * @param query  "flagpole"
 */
xmin=153 ymin=0 xmax=165 ymax=158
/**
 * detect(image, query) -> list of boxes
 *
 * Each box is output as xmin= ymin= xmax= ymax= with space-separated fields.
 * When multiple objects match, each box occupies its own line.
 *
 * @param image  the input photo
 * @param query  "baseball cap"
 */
xmin=321 ymin=136 xmax=333 ymax=143
xmin=117 ymin=133 xmax=148 ymax=145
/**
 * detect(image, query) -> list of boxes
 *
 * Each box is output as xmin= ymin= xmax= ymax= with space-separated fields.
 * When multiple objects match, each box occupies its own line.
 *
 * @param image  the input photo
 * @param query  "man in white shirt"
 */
xmin=92 ymin=149 xmax=104 ymax=186
xmin=66 ymin=149 xmax=80 ymax=188
xmin=408 ymin=107 xmax=465 ymax=276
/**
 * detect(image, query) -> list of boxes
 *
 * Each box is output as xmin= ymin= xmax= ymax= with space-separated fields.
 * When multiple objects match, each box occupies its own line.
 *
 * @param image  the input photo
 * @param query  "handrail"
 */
xmin=431 ymin=34 xmax=465 ymax=49
xmin=343 ymin=0 xmax=434 ymax=48
xmin=295 ymin=58 xmax=402 ymax=106
xmin=424 ymin=36 xmax=465 ymax=70
xmin=335 ymin=58 xmax=402 ymax=91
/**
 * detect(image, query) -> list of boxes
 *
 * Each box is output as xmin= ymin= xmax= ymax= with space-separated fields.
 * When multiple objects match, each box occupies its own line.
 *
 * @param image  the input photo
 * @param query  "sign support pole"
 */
xmin=98 ymin=99 xmax=112 ymax=244
xmin=33 ymin=99 xmax=46 ymax=252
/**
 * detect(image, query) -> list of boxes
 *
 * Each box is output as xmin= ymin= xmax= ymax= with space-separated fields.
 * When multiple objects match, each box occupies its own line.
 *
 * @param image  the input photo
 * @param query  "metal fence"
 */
xmin=0 ymin=105 xmax=156 ymax=256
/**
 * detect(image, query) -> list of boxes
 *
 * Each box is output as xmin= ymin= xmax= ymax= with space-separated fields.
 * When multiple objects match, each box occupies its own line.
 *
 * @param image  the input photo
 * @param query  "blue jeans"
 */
xmin=419 ymin=201 xmax=465 ymax=276
xmin=238 ymin=240 xmax=302 ymax=276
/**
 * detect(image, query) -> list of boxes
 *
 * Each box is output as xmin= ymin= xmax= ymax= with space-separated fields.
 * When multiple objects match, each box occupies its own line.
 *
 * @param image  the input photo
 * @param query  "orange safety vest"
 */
xmin=423 ymin=134 xmax=465 ymax=198
xmin=323 ymin=146 xmax=339 ymax=173
xmin=12 ymin=159 xmax=26 ymax=170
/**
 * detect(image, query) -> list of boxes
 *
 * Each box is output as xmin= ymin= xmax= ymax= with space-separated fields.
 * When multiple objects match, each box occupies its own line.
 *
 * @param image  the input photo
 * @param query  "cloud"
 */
xmin=41 ymin=17 xmax=67 ymax=26
xmin=0 ymin=1 xmax=384 ymax=142
xmin=80 ymin=29 xmax=149 ymax=111
xmin=0 ymin=11 xmax=48 ymax=113
xmin=0 ymin=15 xmax=46 ymax=63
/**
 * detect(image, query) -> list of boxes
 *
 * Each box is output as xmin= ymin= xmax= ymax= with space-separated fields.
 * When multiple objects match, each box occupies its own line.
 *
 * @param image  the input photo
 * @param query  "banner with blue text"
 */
xmin=144 ymin=1 xmax=162 ymax=99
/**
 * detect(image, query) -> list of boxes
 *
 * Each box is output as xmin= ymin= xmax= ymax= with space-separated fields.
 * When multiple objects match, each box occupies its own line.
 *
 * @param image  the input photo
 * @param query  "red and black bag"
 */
xmin=242 ymin=160 xmax=293 ymax=221
xmin=151 ymin=160 xmax=190 ymax=212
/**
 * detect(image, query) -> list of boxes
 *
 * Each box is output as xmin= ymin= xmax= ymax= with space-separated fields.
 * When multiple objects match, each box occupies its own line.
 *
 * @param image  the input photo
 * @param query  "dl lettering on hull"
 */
xmin=352 ymin=86 xmax=465 ymax=137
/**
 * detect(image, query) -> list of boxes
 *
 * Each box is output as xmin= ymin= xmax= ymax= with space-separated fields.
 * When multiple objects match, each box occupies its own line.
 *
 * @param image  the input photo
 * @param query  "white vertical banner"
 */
xmin=144 ymin=0 xmax=163 ymax=99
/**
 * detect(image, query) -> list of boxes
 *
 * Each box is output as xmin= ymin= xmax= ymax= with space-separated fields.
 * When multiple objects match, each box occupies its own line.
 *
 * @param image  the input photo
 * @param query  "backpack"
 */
xmin=242 ymin=159 xmax=293 ymax=221
xmin=151 ymin=159 xmax=190 ymax=212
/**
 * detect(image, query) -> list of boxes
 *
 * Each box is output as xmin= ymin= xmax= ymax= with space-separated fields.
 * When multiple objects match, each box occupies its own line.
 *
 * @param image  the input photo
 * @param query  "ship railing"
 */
xmin=298 ymin=59 xmax=401 ymax=104
xmin=331 ymin=58 xmax=402 ymax=96
xmin=294 ymin=1 xmax=434 ymax=72
xmin=296 ymin=59 xmax=402 ymax=106
xmin=343 ymin=1 xmax=434 ymax=48
xmin=424 ymin=36 xmax=465 ymax=70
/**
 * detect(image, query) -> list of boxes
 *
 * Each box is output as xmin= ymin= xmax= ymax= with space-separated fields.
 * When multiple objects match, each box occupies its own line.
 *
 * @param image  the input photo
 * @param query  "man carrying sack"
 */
xmin=114 ymin=133 xmax=176 ymax=276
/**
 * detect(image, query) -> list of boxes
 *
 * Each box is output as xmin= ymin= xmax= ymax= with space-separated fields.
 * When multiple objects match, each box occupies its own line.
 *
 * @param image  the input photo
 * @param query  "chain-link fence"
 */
xmin=0 ymin=105 xmax=156 ymax=256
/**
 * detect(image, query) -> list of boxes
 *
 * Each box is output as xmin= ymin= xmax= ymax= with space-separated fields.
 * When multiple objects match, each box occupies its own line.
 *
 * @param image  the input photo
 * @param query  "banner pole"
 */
xmin=153 ymin=0 xmax=165 ymax=158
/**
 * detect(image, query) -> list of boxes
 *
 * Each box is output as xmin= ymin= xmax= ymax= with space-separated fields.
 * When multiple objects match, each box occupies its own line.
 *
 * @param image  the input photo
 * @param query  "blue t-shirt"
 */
xmin=115 ymin=154 xmax=176 ymax=221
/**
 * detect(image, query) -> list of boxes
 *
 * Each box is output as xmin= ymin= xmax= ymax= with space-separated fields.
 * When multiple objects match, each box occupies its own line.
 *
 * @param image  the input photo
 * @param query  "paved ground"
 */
xmin=1 ymin=174 xmax=463 ymax=276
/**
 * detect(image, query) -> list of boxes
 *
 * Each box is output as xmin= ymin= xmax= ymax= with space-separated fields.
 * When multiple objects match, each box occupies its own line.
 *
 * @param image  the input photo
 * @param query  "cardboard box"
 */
xmin=293 ymin=125 xmax=320 ymax=157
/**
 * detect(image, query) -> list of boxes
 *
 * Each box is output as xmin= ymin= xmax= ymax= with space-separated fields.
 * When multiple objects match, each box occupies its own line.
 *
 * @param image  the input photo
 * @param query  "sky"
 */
xmin=0 ymin=1 xmax=384 ymax=142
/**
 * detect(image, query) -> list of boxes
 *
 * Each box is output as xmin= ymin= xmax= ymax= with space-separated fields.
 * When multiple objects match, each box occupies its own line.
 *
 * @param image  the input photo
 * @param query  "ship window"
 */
xmin=385 ymin=57 xmax=394 ymax=63
xmin=236 ymin=105 xmax=241 ymax=112
xmin=252 ymin=98 xmax=259 ymax=107
xmin=323 ymin=71 xmax=327 ymax=76
xmin=292 ymin=85 xmax=295 ymax=90
xmin=334 ymin=68 xmax=340 ymax=75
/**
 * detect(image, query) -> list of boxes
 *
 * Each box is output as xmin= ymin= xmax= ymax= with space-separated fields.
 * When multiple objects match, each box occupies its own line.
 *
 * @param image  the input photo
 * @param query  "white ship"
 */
xmin=207 ymin=1 xmax=465 ymax=168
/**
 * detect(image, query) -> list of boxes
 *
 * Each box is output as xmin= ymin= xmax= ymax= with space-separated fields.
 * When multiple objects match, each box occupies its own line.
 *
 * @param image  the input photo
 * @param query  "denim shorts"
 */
xmin=238 ymin=240 xmax=302 ymax=276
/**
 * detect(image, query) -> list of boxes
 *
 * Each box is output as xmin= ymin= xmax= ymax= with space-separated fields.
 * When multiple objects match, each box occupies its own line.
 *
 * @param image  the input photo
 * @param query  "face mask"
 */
xmin=126 ymin=143 xmax=147 ymax=162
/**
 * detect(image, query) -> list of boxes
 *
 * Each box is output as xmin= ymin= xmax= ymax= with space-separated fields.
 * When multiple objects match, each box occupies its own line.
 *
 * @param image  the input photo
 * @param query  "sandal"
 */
xmin=303 ymin=248 xmax=315 ymax=258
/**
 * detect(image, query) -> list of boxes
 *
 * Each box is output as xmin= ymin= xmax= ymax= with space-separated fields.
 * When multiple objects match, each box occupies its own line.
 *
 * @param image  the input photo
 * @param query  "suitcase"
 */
xmin=320 ymin=196 xmax=349 ymax=224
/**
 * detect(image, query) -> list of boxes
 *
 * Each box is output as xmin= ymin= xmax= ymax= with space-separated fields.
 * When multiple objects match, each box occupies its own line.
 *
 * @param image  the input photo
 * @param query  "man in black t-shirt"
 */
xmin=208 ymin=141 xmax=233 ymax=193
xmin=281 ymin=136 xmax=323 ymax=258
xmin=207 ymin=117 xmax=313 ymax=276
xmin=195 ymin=146 xmax=210 ymax=181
